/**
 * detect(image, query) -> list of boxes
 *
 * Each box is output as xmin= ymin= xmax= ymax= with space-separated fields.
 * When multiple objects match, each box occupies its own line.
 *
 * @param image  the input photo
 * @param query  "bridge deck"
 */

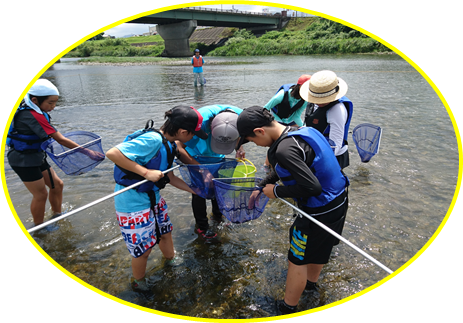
xmin=130 ymin=7 xmax=284 ymax=28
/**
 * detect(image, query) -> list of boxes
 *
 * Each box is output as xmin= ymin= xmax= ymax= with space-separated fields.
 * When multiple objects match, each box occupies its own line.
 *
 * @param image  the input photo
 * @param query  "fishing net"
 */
xmin=213 ymin=177 xmax=269 ymax=224
xmin=176 ymin=156 xmax=239 ymax=199
xmin=41 ymin=131 xmax=105 ymax=175
xmin=352 ymin=123 xmax=382 ymax=162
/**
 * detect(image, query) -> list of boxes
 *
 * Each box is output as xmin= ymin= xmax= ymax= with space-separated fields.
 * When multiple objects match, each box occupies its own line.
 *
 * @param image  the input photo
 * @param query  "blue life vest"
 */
xmin=271 ymin=84 xmax=305 ymax=119
xmin=305 ymin=96 xmax=353 ymax=147
xmin=6 ymin=106 xmax=51 ymax=152
xmin=113 ymin=123 xmax=176 ymax=193
xmin=275 ymin=127 xmax=349 ymax=208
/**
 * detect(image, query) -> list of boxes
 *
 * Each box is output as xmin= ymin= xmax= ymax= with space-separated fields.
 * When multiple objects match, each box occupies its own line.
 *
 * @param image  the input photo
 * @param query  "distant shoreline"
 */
xmin=77 ymin=57 xmax=257 ymax=66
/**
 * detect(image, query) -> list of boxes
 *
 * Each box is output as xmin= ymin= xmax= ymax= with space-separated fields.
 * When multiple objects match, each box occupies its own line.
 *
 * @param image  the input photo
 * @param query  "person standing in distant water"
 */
xmin=192 ymin=49 xmax=205 ymax=87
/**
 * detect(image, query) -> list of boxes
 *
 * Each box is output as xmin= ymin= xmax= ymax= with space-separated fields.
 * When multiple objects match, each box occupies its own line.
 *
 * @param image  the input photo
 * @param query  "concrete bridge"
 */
xmin=130 ymin=7 xmax=291 ymax=57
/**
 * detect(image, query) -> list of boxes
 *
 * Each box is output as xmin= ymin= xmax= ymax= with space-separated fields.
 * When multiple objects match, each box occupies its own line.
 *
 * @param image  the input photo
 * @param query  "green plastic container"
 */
xmin=233 ymin=165 xmax=256 ymax=178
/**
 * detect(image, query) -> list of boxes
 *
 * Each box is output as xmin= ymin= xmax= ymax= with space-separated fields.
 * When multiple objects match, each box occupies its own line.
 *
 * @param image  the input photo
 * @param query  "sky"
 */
xmin=104 ymin=4 xmax=309 ymax=37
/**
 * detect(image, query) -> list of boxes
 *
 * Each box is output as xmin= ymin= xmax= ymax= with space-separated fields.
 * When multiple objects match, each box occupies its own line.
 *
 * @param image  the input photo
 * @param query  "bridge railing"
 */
xmin=182 ymin=6 xmax=286 ymax=17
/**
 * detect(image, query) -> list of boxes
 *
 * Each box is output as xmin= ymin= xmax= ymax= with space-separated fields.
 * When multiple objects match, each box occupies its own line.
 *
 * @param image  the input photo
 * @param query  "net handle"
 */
xmin=238 ymin=158 xmax=255 ymax=177
xmin=27 ymin=165 xmax=181 ymax=233
xmin=52 ymin=137 xmax=101 ymax=157
xmin=237 ymin=158 xmax=247 ymax=175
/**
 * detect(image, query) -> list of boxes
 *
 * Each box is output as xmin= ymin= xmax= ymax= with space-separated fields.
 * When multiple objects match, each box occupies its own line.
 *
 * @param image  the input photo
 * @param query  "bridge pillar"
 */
xmin=157 ymin=20 xmax=197 ymax=57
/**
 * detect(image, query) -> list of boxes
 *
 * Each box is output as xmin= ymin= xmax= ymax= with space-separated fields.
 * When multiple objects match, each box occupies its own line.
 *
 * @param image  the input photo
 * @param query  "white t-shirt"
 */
xmin=313 ymin=102 xmax=348 ymax=156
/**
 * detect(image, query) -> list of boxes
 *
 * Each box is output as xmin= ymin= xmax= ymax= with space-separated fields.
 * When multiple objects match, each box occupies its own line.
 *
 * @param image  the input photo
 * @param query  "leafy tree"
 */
xmin=232 ymin=29 xmax=255 ymax=40
xmin=88 ymin=32 xmax=105 ymax=41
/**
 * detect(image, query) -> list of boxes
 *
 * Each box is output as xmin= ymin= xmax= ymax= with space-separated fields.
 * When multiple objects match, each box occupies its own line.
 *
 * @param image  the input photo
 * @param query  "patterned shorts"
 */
xmin=288 ymin=194 xmax=348 ymax=265
xmin=116 ymin=197 xmax=173 ymax=258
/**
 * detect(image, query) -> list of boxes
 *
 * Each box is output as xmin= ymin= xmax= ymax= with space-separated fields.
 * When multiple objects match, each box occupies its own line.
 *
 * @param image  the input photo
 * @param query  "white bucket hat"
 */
xmin=299 ymin=70 xmax=348 ymax=104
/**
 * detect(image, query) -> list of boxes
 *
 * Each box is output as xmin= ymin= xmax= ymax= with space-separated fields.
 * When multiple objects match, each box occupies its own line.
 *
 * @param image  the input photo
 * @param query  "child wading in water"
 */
xmin=106 ymin=106 xmax=207 ymax=292
xmin=236 ymin=106 xmax=349 ymax=314
xmin=7 ymin=78 xmax=103 ymax=228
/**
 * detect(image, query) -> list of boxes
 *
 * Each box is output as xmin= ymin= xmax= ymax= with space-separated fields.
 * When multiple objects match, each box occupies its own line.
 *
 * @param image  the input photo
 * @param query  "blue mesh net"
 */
xmin=352 ymin=123 xmax=382 ymax=162
xmin=176 ymin=156 xmax=239 ymax=199
xmin=41 ymin=131 xmax=105 ymax=176
xmin=213 ymin=177 xmax=269 ymax=224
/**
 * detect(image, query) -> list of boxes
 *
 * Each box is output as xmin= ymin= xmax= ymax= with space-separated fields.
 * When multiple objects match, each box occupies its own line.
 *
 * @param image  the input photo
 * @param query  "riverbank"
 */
xmin=209 ymin=18 xmax=391 ymax=56
xmin=78 ymin=56 xmax=256 ymax=66
xmin=65 ymin=17 xmax=391 ymax=60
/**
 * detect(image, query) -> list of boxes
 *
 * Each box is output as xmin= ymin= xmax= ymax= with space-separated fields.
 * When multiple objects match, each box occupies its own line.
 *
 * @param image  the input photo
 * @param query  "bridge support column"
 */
xmin=157 ymin=20 xmax=197 ymax=57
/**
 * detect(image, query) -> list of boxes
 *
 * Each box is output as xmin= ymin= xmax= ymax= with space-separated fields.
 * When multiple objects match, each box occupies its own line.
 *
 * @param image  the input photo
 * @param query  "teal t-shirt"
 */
xmin=264 ymin=88 xmax=308 ymax=126
xmin=113 ymin=131 xmax=163 ymax=213
xmin=184 ymin=105 xmax=242 ymax=158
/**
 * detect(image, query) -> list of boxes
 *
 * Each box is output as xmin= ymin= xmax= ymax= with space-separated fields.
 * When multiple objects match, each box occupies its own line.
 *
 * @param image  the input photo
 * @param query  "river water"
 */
xmin=3 ymin=55 xmax=458 ymax=319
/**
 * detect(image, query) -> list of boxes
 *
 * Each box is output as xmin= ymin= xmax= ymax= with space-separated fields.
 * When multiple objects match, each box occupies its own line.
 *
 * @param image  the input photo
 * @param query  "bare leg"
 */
xmin=307 ymin=263 xmax=324 ymax=283
xmin=284 ymin=262 xmax=325 ymax=306
xmin=131 ymin=248 xmax=152 ymax=280
xmin=284 ymin=261 xmax=308 ymax=307
xmin=23 ymin=179 xmax=49 ymax=225
xmin=42 ymin=167 xmax=63 ymax=215
xmin=158 ymin=232 xmax=175 ymax=259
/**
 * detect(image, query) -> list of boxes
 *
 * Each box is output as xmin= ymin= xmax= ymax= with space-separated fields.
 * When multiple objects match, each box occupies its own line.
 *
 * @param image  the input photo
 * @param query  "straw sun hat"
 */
xmin=299 ymin=70 xmax=348 ymax=104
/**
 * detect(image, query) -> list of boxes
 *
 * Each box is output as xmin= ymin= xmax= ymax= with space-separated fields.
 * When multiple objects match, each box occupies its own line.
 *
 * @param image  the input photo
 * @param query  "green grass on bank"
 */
xmin=65 ymin=17 xmax=392 ymax=60
xmin=77 ymin=56 xmax=256 ymax=65
xmin=123 ymin=34 xmax=164 ymax=44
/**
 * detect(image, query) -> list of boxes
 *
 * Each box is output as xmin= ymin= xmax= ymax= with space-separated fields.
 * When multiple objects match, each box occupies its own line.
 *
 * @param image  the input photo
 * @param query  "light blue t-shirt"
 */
xmin=264 ymin=88 xmax=308 ymax=126
xmin=184 ymin=105 xmax=242 ymax=159
xmin=113 ymin=131 xmax=163 ymax=213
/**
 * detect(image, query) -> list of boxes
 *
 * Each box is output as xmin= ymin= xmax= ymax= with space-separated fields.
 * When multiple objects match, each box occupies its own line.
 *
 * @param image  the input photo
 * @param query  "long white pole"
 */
xmin=27 ymin=165 xmax=181 ymax=234
xmin=278 ymin=197 xmax=393 ymax=275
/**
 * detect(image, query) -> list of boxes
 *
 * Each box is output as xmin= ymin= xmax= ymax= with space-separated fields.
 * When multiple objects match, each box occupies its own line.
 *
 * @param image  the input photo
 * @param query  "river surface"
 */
xmin=3 ymin=55 xmax=458 ymax=319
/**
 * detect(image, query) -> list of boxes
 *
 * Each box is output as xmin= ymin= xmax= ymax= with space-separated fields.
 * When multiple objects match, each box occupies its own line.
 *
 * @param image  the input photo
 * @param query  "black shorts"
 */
xmin=288 ymin=190 xmax=348 ymax=265
xmin=11 ymin=160 xmax=51 ymax=182
xmin=336 ymin=150 xmax=350 ymax=169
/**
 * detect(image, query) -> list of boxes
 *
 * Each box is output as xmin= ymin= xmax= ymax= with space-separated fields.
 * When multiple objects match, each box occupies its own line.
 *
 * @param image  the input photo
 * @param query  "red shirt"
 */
xmin=7 ymin=108 xmax=57 ymax=167
xmin=30 ymin=110 xmax=56 ymax=136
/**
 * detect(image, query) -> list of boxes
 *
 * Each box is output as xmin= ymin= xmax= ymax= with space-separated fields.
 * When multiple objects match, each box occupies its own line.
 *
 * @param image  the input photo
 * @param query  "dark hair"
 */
xmin=21 ymin=94 xmax=50 ymax=108
xmin=160 ymin=109 xmax=192 ymax=137
xmin=289 ymin=84 xmax=302 ymax=100
xmin=245 ymin=109 xmax=275 ymax=138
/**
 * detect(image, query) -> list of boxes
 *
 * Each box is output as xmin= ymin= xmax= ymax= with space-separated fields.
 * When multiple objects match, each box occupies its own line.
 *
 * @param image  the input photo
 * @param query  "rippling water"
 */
xmin=4 ymin=55 xmax=458 ymax=318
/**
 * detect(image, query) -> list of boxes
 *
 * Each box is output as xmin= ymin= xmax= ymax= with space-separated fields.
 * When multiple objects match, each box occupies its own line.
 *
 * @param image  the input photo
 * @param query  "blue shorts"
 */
xmin=116 ymin=196 xmax=173 ymax=258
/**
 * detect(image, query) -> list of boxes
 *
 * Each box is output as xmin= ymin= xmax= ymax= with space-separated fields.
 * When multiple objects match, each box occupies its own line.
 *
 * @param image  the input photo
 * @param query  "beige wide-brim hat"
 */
xmin=299 ymin=70 xmax=348 ymax=104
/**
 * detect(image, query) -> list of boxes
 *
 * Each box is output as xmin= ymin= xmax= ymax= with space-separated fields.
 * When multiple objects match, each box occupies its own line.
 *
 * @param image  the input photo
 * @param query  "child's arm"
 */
xmin=175 ymin=141 xmax=200 ymax=165
xmin=50 ymin=131 xmax=104 ymax=160
xmin=166 ymin=171 xmax=196 ymax=194
xmin=106 ymin=147 xmax=164 ymax=183
xmin=49 ymin=131 xmax=80 ymax=149
xmin=273 ymin=139 xmax=322 ymax=199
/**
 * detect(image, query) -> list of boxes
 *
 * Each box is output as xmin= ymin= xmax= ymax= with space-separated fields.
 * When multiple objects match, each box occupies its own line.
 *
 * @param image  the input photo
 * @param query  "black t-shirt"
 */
xmin=260 ymin=127 xmax=322 ymax=200
xmin=7 ymin=109 xmax=57 ymax=167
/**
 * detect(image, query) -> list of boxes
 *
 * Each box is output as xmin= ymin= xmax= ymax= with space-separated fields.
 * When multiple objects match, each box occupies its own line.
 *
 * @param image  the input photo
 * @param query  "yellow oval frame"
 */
xmin=2 ymin=1 xmax=461 ymax=322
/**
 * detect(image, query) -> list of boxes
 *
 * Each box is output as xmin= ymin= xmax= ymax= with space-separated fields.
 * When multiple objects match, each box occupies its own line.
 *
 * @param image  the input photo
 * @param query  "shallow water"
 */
xmin=4 ymin=55 xmax=458 ymax=318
